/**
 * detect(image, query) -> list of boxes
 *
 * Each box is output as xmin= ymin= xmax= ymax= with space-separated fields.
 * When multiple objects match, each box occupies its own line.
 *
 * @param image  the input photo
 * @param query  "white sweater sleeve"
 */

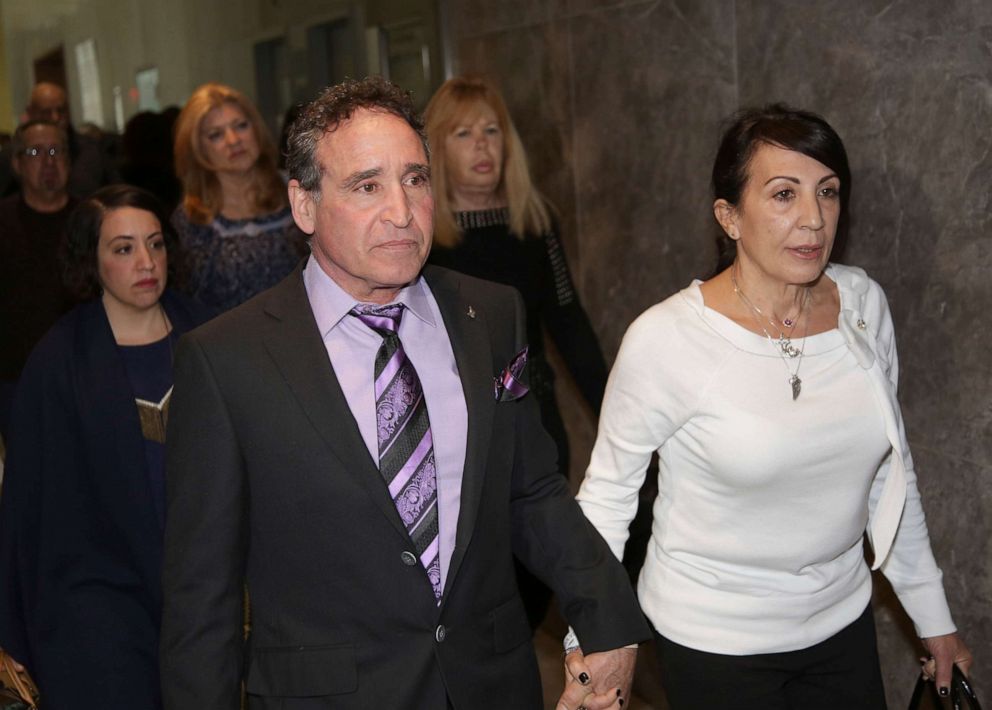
xmin=868 ymin=283 xmax=956 ymax=638
xmin=576 ymin=303 xmax=698 ymax=561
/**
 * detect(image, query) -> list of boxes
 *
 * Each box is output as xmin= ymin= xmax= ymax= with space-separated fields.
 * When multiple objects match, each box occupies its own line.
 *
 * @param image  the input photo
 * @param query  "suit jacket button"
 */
xmin=401 ymin=551 xmax=417 ymax=566
xmin=435 ymin=624 xmax=447 ymax=643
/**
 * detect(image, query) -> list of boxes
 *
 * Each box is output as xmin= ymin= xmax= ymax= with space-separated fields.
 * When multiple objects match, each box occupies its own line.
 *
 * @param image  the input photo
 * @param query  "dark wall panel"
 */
xmin=448 ymin=1 xmax=991 ymax=705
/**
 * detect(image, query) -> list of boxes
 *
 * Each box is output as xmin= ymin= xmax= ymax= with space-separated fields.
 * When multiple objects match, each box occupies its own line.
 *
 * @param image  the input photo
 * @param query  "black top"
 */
xmin=118 ymin=333 xmax=176 ymax=529
xmin=0 ymin=290 xmax=212 ymax=709
xmin=0 ymin=195 xmax=77 ymax=381
xmin=428 ymin=207 xmax=607 ymax=411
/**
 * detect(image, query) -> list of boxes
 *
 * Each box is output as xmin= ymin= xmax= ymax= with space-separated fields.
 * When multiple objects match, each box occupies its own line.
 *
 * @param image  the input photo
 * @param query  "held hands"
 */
xmin=920 ymin=632 xmax=973 ymax=696
xmin=556 ymin=646 xmax=637 ymax=710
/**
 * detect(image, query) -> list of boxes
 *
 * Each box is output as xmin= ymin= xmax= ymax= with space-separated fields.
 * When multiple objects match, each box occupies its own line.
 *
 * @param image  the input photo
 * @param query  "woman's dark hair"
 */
xmin=711 ymin=103 xmax=852 ymax=272
xmin=63 ymin=184 xmax=184 ymax=301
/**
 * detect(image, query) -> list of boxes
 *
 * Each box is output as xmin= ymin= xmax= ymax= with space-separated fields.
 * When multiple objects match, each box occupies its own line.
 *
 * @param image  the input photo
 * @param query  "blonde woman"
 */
xmin=173 ymin=83 xmax=306 ymax=312
xmin=425 ymin=75 xmax=609 ymax=630
xmin=425 ymin=75 xmax=607 ymax=478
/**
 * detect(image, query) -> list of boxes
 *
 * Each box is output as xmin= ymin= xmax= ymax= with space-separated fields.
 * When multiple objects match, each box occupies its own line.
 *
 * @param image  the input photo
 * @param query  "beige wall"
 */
xmin=0 ymin=0 xmax=442 ymax=130
xmin=0 ymin=13 xmax=13 ymax=132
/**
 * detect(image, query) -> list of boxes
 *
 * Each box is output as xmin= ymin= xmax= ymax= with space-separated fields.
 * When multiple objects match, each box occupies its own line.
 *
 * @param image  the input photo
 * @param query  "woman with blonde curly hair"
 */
xmin=173 ymin=83 xmax=305 ymax=312
xmin=425 ymin=75 xmax=608 ymax=629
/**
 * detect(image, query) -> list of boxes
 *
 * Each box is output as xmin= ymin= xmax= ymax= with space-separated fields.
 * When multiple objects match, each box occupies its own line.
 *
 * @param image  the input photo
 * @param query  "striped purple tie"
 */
xmin=350 ymin=304 xmax=441 ymax=600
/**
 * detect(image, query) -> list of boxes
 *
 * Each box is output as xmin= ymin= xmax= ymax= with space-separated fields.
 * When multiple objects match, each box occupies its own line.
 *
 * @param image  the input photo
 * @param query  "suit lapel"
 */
xmin=424 ymin=267 xmax=495 ymax=597
xmin=259 ymin=269 xmax=411 ymax=542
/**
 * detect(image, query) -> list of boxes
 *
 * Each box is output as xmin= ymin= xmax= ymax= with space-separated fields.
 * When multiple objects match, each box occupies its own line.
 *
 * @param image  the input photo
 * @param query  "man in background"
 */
xmin=0 ymin=120 xmax=77 ymax=439
xmin=0 ymin=82 xmax=118 ymax=199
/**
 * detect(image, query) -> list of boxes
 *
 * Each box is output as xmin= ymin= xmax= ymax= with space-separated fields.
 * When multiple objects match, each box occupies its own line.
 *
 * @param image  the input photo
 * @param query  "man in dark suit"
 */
xmin=160 ymin=77 xmax=648 ymax=710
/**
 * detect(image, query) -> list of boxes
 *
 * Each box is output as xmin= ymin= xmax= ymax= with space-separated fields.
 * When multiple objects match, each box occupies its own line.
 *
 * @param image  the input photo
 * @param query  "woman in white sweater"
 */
xmin=573 ymin=105 xmax=972 ymax=709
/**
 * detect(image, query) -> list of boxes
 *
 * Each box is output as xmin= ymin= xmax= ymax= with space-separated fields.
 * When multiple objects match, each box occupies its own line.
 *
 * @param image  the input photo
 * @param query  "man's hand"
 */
xmin=920 ymin=632 xmax=972 ymax=696
xmin=555 ymin=646 xmax=637 ymax=710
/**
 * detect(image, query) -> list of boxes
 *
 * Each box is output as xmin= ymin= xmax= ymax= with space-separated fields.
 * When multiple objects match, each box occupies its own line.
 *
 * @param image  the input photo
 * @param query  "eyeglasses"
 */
xmin=21 ymin=146 xmax=66 ymax=159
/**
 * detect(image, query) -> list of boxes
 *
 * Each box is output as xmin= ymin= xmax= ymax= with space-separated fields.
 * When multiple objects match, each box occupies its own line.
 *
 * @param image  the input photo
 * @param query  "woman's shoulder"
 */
xmin=171 ymin=205 xmax=214 ymax=241
xmin=826 ymin=262 xmax=891 ymax=319
xmin=19 ymin=301 xmax=101 ymax=383
xmin=160 ymin=289 xmax=217 ymax=331
xmin=625 ymin=282 xmax=705 ymax=336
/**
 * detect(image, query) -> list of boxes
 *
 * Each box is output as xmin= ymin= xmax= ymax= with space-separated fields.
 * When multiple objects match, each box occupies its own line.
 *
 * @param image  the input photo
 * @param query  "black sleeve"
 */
xmin=504 ymin=291 xmax=649 ymax=653
xmin=0 ymin=333 xmax=75 ymax=673
xmin=537 ymin=225 xmax=609 ymax=412
xmin=160 ymin=333 xmax=247 ymax=709
xmin=0 ymin=376 xmax=42 ymax=670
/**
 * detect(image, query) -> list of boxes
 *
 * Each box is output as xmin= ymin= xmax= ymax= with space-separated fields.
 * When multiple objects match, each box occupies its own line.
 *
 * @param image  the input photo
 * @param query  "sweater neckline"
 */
xmin=454 ymin=207 xmax=510 ymax=230
xmin=682 ymin=279 xmax=846 ymax=356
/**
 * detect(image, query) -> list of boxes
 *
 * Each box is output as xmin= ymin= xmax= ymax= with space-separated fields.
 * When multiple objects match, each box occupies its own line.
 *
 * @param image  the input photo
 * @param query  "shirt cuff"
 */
xmin=563 ymin=627 xmax=638 ymax=653
xmin=897 ymin=583 xmax=957 ymax=638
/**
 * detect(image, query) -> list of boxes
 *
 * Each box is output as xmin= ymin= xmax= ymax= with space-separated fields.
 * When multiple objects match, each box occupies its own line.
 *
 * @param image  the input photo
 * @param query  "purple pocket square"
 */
xmin=494 ymin=347 xmax=529 ymax=402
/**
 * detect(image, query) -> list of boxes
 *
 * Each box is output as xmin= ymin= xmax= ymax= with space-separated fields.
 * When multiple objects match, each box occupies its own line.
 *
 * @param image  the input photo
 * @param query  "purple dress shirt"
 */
xmin=303 ymin=256 xmax=468 ymax=592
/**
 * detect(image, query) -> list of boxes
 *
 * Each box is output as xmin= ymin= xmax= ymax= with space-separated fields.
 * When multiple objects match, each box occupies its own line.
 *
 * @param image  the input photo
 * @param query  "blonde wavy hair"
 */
xmin=424 ymin=75 xmax=551 ymax=247
xmin=173 ymin=82 xmax=286 ymax=224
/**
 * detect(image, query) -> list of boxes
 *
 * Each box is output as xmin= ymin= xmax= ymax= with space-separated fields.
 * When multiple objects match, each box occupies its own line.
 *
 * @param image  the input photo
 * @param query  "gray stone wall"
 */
xmin=448 ymin=0 xmax=991 ymax=706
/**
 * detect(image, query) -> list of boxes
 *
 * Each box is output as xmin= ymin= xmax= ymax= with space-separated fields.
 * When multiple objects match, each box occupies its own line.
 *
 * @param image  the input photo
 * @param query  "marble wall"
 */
xmin=449 ymin=0 xmax=991 ymax=706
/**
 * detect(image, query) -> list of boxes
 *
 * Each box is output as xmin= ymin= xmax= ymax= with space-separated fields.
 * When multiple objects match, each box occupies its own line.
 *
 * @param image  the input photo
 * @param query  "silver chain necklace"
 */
xmin=731 ymin=269 xmax=808 ymax=358
xmin=731 ymin=267 xmax=811 ymax=400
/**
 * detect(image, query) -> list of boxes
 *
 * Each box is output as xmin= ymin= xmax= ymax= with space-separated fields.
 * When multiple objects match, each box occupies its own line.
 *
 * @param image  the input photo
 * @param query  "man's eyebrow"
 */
xmin=341 ymin=168 xmax=381 ymax=190
xmin=405 ymin=163 xmax=430 ymax=177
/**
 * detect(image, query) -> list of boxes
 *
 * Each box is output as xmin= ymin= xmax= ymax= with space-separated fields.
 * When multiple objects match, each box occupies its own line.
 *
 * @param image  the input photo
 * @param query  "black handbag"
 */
xmin=908 ymin=665 xmax=982 ymax=710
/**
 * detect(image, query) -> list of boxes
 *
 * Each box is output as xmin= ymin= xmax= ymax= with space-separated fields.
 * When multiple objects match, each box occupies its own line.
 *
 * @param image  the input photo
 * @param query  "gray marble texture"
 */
xmin=446 ymin=0 xmax=991 ymax=706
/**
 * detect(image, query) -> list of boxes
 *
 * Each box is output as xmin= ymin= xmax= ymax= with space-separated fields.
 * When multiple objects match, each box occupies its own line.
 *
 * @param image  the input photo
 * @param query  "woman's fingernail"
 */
xmin=578 ymin=672 xmax=589 ymax=684
xmin=939 ymin=687 xmax=949 ymax=697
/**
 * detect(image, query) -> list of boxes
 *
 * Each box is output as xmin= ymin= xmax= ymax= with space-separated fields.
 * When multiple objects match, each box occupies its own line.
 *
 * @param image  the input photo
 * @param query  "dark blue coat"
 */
xmin=0 ymin=290 xmax=212 ymax=709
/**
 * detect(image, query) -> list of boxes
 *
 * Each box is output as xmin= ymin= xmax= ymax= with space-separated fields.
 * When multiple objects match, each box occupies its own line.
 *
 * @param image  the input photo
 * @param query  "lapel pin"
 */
xmin=857 ymin=318 xmax=866 ymax=330
xmin=467 ymin=306 xmax=476 ymax=319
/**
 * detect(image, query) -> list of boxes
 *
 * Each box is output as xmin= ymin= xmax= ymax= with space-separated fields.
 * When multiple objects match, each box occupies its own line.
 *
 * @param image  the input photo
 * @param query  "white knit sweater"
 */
xmin=577 ymin=263 xmax=955 ymax=654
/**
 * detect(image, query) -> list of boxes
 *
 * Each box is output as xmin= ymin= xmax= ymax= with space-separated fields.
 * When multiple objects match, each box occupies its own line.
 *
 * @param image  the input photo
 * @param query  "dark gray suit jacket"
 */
xmin=160 ymin=263 xmax=648 ymax=709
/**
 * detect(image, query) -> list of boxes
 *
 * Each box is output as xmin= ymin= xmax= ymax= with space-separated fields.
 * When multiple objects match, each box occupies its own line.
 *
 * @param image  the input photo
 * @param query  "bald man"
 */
xmin=0 ymin=120 xmax=77 ymax=438
xmin=0 ymin=82 xmax=118 ymax=199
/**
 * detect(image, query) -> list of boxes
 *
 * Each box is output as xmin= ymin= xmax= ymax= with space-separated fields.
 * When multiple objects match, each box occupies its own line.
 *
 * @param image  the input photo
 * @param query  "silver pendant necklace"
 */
xmin=731 ymin=271 xmax=808 ymax=359
xmin=731 ymin=267 xmax=811 ymax=401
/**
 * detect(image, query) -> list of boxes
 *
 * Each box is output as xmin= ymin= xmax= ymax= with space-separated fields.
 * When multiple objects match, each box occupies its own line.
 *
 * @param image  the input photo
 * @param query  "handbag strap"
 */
xmin=0 ymin=652 xmax=37 ymax=708
xmin=953 ymin=665 xmax=983 ymax=710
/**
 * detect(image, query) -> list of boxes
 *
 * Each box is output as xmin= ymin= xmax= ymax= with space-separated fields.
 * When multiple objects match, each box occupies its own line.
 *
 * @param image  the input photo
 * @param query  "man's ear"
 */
xmin=712 ymin=199 xmax=739 ymax=240
xmin=288 ymin=180 xmax=317 ymax=236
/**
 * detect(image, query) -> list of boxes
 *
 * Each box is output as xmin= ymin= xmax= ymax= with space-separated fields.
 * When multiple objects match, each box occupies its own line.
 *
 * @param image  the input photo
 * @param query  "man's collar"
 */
xmin=303 ymin=254 xmax=436 ymax=338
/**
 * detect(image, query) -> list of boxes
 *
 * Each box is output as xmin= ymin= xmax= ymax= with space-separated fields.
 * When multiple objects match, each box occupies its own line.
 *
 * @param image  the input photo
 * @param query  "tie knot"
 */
xmin=350 ymin=303 xmax=404 ymax=336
